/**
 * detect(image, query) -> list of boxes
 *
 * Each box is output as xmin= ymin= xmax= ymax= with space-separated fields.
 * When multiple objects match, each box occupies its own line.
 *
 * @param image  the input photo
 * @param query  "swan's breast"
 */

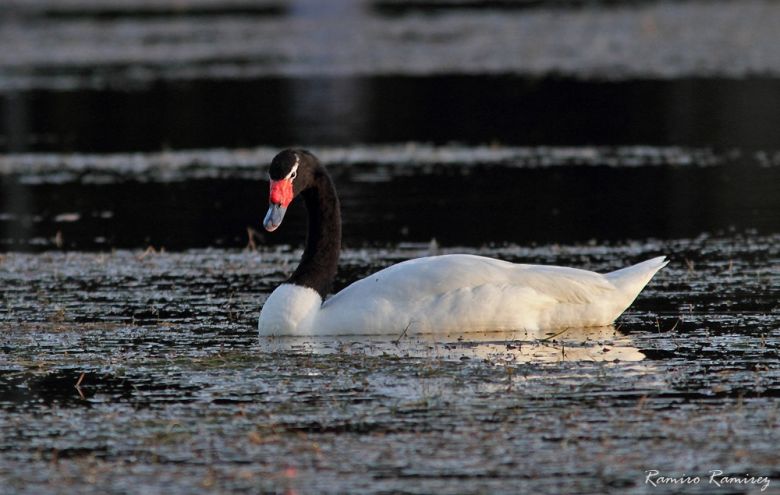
xmin=258 ymin=283 xmax=322 ymax=336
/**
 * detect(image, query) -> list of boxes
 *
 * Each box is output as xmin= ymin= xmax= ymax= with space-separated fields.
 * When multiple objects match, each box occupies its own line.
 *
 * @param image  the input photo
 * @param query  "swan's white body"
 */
xmin=258 ymin=254 xmax=667 ymax=336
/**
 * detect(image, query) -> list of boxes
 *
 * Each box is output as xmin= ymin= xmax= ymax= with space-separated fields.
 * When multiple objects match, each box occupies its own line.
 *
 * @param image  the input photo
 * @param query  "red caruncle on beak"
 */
xmin=269 ymin=179 xmax=294 ymax=208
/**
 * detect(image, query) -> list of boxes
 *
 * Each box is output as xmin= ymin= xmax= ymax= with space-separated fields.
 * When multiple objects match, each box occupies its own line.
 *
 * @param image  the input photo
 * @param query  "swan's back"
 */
xmin=314 ymin=255 xmax=667 ymax=335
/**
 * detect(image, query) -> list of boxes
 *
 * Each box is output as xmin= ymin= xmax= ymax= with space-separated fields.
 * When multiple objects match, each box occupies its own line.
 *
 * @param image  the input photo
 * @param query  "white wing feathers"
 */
xmin=318 ymin=255 xmax=625 ymax=334
xmin=328 ymin=254 xmax=616 ymax=306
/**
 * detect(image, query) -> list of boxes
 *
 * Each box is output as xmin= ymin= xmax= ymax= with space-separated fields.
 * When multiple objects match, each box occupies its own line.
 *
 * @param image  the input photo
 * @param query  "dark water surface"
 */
xmin=3 ymin=76 xmax=780 ymax=152
xmin=2 ymin=152 xmax=780 ymax=493
xmin=2 ymin=150 xmax=779 ymax=251
xmin=2 ymin=37 xmax=780 ymax=495
xmin=1 ymin=235 xmax=779 ymax=494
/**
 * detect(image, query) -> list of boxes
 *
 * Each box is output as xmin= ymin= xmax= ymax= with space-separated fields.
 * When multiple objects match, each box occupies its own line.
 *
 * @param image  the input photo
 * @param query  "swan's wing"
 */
xmin=318 ymin=255 xmax=618 ymax=334
xmin=329 ymin=255 xmax=614 ymax=302
xmin=506 ymin=263 xmax=617 ymax=304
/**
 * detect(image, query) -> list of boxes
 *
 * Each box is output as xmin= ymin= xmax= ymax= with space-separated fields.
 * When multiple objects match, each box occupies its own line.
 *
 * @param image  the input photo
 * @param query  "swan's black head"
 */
xmin=263 ymin=149 xmax=317 ymax=232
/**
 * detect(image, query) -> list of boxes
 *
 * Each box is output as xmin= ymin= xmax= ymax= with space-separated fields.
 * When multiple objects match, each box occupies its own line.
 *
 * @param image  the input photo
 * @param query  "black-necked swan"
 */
xmin=258 ymin=149 xmax=667 ymax=336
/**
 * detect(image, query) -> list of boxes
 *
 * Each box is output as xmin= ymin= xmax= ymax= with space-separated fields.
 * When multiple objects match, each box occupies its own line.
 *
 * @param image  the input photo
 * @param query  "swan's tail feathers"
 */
xmin=606 ymin=256 xmax=668 ymax=297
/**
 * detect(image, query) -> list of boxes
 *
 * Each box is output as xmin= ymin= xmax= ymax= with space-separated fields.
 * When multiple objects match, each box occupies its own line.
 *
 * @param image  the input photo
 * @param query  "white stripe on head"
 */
xmin=285 ymin=154 xmax=300 ymax=181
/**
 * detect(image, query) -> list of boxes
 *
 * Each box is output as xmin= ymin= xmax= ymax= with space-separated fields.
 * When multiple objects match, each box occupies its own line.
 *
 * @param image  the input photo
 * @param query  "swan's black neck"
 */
xmin=287 ymin=166 xmax=341 ymax=298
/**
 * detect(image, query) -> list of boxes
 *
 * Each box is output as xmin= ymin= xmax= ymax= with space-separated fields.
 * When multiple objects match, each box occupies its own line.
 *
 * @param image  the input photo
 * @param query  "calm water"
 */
xmin=1 ymin=34 xmax=780 ymax=494
xmin=2 ymin=150 xmax=780 ymax=493
xmin=3 ymin=76 xmax=780 ymax=152
xmin=1 ymin=152 xmax=780 ymax=251
xmin=1 ymin=235 xmax=779 ymax=494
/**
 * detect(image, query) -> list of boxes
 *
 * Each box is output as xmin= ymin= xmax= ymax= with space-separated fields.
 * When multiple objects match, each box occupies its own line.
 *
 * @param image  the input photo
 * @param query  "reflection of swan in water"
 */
xmin=258 ymin=325 xmax=645 ymax=363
